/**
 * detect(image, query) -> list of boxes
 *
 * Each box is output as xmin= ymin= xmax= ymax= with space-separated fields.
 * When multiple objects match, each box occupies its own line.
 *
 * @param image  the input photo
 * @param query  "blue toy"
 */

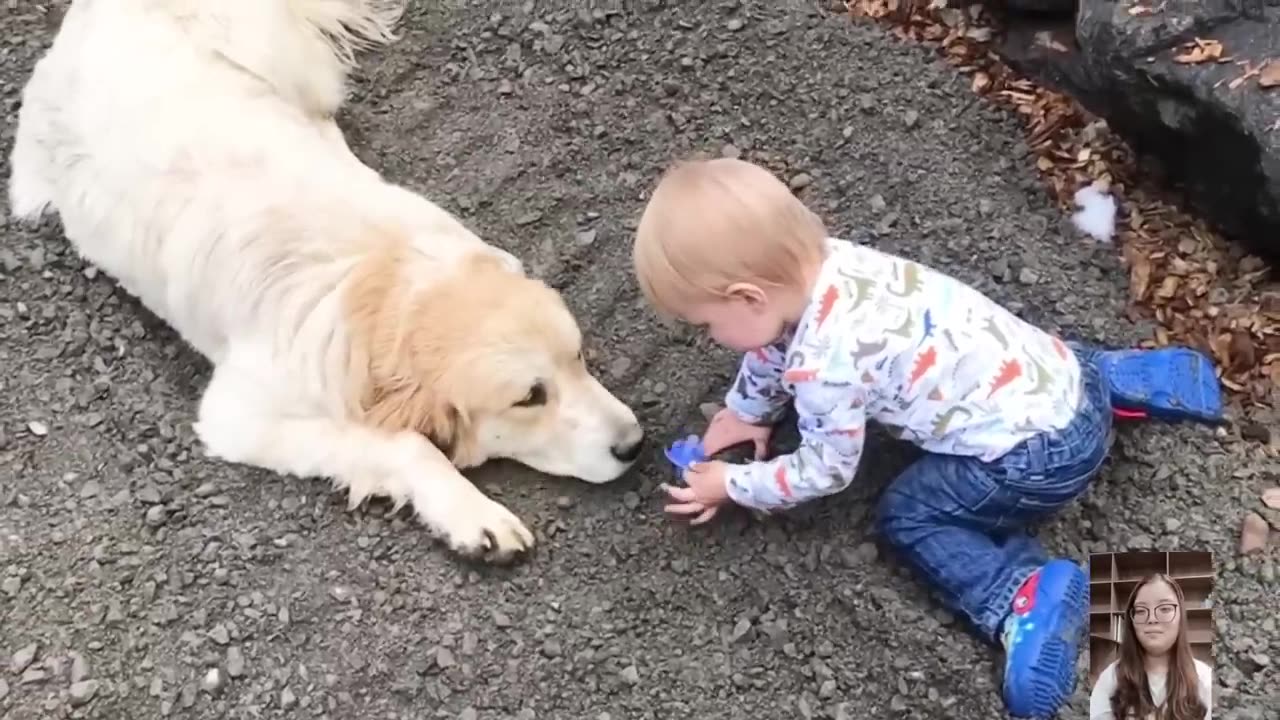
xmin=664 ymin=435 xmax=707 ymax=480
xmin=1096 ymin=346 xmax=1224 ymax=424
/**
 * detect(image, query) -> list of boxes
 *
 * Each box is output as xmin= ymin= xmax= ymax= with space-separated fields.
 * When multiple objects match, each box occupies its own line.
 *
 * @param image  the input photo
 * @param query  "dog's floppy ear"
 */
xmin=363 ymin=382 xmax=472 ymax=462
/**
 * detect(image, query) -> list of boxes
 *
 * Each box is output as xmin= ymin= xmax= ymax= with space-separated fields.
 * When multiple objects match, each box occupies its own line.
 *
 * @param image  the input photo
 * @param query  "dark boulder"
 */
xmin=996 ymin=0 xmax=1280 ymax=261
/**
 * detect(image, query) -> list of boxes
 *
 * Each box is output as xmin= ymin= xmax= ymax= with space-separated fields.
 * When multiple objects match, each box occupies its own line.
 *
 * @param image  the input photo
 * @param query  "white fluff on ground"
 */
xmin=1070 ymin=181 xmax=1117 ymax=243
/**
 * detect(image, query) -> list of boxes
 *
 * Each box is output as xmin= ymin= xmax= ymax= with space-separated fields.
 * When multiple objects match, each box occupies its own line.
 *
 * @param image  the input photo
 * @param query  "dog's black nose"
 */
xmin=610 ymin=434 xmax=644 ymax=463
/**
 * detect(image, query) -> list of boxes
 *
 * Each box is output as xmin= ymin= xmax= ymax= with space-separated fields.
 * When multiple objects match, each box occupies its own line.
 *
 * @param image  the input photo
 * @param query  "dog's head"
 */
xmin=346 ymin=247 xmax=644 ymax=483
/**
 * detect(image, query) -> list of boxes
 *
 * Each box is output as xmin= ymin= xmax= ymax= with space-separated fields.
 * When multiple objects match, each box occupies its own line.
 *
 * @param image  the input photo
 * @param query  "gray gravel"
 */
xmin=2 ymin=1 xmax=1277 ymax=718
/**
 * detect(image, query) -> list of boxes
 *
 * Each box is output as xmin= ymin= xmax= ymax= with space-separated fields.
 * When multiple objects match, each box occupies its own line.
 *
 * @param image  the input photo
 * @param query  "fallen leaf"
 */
xmin=1240 ymin=511 xmax=1269 ymax=554
xmin=1261 ymin=59 xmax=1280 ymax=88
xmin=1173 ymin=38 xmax=1223 ymax=65
xmin=1263 ymin=488 xmax=1280 ymax=511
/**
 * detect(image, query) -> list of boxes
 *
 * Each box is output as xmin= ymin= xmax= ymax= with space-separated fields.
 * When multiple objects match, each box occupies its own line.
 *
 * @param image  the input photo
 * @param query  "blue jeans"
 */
xmin=876 ymin=347 xmax=1112 ymax=643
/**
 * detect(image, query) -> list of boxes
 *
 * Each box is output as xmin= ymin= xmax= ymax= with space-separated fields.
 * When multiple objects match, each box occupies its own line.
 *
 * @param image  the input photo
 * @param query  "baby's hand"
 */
xmin=661 ymin=460 xmax=731 ymax=526
xmin=703 ymin=408 xmax=773 ymax=459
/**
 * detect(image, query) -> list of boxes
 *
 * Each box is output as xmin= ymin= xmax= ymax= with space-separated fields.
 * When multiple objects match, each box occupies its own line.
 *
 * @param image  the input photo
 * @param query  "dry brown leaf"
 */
xmin=1261 ymin=59 xmax=1280 ymax=88
xmin=1241 ymin=512 xmax=1270 ymax=554
xmin=1262 ymin=488 xmax=1280 ymax=511
xmin=1173 ymin=39 xmax=1223 ymax=65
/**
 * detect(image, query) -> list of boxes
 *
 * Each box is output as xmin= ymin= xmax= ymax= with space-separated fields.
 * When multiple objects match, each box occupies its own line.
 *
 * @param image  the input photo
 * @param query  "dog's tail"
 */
xmin=168 ymin=0 xmax=407 ymax=116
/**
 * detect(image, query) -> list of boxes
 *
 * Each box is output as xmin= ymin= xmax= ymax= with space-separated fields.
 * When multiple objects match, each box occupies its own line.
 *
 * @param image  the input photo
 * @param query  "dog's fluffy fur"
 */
xmin=8 ymin=0 xmax=644 ymax=563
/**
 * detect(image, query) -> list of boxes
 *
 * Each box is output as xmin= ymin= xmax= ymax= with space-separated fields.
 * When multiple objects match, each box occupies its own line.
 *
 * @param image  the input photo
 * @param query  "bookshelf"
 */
xmin=1087 ymin=551 xmax=1215 ymax=685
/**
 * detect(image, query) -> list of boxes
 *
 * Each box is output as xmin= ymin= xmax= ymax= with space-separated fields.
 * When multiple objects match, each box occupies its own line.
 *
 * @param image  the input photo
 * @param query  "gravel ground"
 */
xmin=1 ymin=1 xmax=1277 ymax=719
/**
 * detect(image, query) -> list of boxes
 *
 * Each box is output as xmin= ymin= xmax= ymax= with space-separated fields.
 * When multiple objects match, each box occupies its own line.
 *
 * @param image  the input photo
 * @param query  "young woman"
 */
xmin=1090 ymin=573 xmax=1213 ymax=719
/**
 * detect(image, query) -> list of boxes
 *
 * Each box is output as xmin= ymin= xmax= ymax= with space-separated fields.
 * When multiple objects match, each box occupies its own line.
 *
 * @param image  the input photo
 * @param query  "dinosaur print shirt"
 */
xmin=721 ymin=237 xmax=1083 ymax=513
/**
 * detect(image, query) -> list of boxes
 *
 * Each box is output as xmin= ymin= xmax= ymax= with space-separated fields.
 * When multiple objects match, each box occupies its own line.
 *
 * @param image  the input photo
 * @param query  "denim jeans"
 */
xmin=876 ymin=346 xmax=1112 ymax=643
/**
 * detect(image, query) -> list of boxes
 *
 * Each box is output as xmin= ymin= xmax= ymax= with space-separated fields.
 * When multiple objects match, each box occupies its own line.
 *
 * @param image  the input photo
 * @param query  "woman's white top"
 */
xmin=1089 ymin=659 xmax=1214 ymax=720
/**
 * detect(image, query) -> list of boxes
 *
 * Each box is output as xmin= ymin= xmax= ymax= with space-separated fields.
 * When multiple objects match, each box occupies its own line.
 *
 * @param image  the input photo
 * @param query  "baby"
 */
xmin=633 ymin=157 xmax=1111 ymax=719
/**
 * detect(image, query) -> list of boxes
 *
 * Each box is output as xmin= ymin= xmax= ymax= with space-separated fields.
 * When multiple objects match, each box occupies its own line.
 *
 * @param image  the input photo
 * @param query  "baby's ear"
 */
xmin=725 ymin=281 xmax=768 ymax=306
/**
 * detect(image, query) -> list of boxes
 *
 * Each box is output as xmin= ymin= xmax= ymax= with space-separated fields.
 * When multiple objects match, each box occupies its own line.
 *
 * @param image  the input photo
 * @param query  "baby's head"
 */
xmin=632 ymin=157 xmax=828 ymax=352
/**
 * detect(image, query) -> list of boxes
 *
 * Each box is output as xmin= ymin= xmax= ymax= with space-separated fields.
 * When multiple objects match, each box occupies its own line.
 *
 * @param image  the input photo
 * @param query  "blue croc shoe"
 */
xmin=1001 ymin=559 xmax=1088 ymax=719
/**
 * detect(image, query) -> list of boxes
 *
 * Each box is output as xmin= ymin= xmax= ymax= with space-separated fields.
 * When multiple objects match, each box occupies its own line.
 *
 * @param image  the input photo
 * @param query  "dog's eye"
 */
xmin=515 ymin=382 xmax=547 ymax=408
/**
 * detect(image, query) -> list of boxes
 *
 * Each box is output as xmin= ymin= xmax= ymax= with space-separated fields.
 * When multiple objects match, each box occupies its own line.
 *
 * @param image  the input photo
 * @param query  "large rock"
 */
xmin=997 ymin=0 xmax=1280 ymax=260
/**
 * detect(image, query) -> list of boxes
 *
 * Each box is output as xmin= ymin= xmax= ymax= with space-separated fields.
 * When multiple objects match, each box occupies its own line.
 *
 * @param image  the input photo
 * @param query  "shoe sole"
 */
xmin=1003 ymin=560 xmax=1088 ymax=719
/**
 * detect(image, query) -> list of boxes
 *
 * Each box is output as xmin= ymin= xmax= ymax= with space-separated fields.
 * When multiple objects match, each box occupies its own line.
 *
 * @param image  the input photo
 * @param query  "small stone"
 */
xmin=516 ymin=710 xmax=535 ymax=720
xmin=193 ymin=483 xmax=218 ymax=498
xmin=726 ymin=18 xmax=744 ymax=31
xmin=492 ymin=610 xmax=513 ymax=628
xmin=281 ymin=686 xmax=297 ymax=709
xmin=27 ymin=421 xmax=49 ymax=437
xmin=2 ymin=577 xmax=21 ymax=597
xmin=226 ymin=646 xmax=246 ymax=678
xmin=136 ymin=484 xmax=162 ymax=504
xmin=514 ymin=211 xmax=543 ymax=226
xmin=789 ymin=173 xmax=813 ymax=191
xmin=0 ymin=678 xmax=8 ymax=701
xmin=458 ymin=708 xmax=478 ymax=720
xmin=622 ymin=492 xmax=640 ymax=510
xmin=79 ymin=480 xmax=101 ymax=499
xmin=435 ymin=647 xmax=456 ymax=669
xmin=201 ymin=668 xmax=225 ymax=695
xmin=68 ymin=679 xmax=99 ymax=706
xmin=869 ymin=194 xmax=887 ymax=213
xmin=729 ymin=618 xmax=752 ymax=643
xmin=620 ymin=665 xmax=640 ymax=685
xmin=208 ymin=624 xmax=230 ymax=646
xmin=902 ymin=109 xmax=919 ymax=128
xmin=11 ymin=643 xmax=38 ymax=673
xmin=144 ymin=505 xmax=168 ymax=527
xmin=891 ymin=694 xmax=908 ymax=712
xmin=1017 ymin=267 xmax=1038 ymax=285
xmin=1164 ymin=517 xmax=1181 ymax=533
xmin=555 ymin=495 xmax=575 ymax=509
xmin=69 ymin=653 xmax=90 ymax=683
xmin=720 ymin=143 xmax=740 ymax=159
xmin=540 ymin=639 xmax=562 ymax=658
xmin=855 ymin=542 xmax=878 ymax=563
xmin=1241 ymin=512 xmax=1269 ymax=554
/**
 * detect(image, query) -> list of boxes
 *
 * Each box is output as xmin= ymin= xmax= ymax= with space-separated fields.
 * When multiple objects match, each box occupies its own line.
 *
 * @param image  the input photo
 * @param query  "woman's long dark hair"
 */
xmin=1110 ymin=573 xmax=1207 ymax=720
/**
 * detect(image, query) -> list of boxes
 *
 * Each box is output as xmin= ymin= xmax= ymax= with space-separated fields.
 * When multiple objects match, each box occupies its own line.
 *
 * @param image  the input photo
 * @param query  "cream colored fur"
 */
xmin=8 ymin=0 xmax=644 ymax=563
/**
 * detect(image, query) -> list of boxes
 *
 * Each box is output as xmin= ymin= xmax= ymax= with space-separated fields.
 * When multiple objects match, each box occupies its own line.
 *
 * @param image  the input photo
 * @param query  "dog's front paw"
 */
xmin=439 ymin=496 xmax=535 ymax=564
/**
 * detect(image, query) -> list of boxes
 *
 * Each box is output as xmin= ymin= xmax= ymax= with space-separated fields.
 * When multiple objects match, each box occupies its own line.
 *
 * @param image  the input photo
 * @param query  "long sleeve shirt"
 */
xmin=1088 ymin=660 xmax=1213 ymax=720
xmin=723 ymin=237 xmax=1083 ymax=513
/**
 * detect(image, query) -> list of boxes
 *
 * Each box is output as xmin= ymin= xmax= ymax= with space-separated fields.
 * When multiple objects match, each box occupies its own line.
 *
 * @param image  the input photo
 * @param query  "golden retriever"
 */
xmin=7 ymin=0 xmax=645 ymax=564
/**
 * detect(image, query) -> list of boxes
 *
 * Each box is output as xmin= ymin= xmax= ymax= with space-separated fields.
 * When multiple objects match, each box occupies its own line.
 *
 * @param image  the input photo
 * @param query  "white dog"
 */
xmin=7 ymin=0 xmax=645 ymax=564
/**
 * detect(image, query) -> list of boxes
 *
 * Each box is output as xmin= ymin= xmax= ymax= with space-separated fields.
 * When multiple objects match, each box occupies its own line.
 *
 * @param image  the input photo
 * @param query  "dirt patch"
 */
xmin=1 ymin=1 xmax=1276 ymax=719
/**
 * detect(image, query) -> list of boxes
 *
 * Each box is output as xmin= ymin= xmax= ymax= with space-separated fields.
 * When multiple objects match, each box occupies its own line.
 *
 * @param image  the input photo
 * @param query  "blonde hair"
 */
xmin=632 ymin=157 xmax=828 ymax=319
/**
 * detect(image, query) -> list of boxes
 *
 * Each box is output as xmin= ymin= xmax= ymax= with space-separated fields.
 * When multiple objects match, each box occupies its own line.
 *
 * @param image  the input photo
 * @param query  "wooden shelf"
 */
xmin=1087 ymin=550 xmax=1215 ymax=685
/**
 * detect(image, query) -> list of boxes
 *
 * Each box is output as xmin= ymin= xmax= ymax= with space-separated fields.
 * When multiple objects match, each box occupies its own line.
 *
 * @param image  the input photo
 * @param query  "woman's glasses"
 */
xmin=1130 ymin=603 xmax=1179 ymax=624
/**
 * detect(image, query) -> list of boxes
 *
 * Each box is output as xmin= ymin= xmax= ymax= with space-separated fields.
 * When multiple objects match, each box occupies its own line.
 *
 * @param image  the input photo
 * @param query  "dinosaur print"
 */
xmin=986 ymin=359 xmax=1024 ymax=399
xmin=982 ymin=316 xmax=1009 ymax=349
xmin=835 ymin=269 xmax=877 ymax=310
xmin=1025 ymin=352 xmax=1052 ymax=395
xmin=850 ymin=338 xmax=889 ymax=364
xmin=931 ymin=406 xmax=974 ymax=437
xmin=715 ymin=237 xmax=1083 ymax=515
xmin=784 ymin=368 xmax=820 ymax=383
xmin=887 ymin=261 xmax=924 ymax=297
xmin=920 ymin=309 xmax=936 ymax=344
xmin=774 ymin=465 xmax=793 ymax=498
xmin=887 ymin=312 xmax=915 ymax=339
xmin=1051 ymin=336 xmax=1069 ymax=360
xmin=908 ymin=346 xmax=938 ymax=389
xmin=815 ymin=284 xmax=840 ymax=330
